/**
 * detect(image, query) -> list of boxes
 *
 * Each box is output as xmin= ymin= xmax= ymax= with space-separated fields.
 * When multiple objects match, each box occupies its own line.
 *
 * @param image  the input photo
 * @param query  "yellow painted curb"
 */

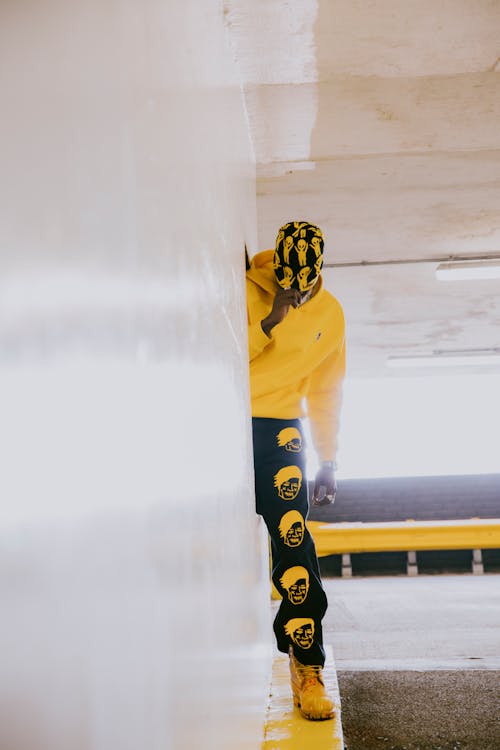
xmin=262 ymin=646 xmax=344 ymax=750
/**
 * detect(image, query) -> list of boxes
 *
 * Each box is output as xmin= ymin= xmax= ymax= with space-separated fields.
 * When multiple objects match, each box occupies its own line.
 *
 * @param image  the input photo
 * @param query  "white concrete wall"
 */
xmin=0 ymin=2 xmax=270 ymax=749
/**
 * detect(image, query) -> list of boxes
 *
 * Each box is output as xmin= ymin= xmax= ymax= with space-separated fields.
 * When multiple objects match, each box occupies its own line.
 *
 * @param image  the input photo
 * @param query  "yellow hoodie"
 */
xmin=247 ymin=250 xmax=345 ymax=462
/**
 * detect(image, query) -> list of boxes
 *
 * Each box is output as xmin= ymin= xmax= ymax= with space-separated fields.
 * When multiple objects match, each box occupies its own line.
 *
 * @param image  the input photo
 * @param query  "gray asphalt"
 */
xmin=338 ymin=670 xmax=499 ymax=750
xmin=320 ymin=574 xmax=500 ymax=750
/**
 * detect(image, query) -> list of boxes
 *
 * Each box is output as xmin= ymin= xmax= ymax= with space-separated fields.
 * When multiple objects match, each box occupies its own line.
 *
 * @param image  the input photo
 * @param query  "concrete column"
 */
xmin=0 ymin=2 xmax=270 ymax=749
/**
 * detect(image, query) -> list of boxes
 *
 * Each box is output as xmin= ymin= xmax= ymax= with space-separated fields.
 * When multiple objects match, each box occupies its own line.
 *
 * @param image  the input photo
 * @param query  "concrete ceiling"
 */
xmin=225 ymin=0 xmax=500 ymax=378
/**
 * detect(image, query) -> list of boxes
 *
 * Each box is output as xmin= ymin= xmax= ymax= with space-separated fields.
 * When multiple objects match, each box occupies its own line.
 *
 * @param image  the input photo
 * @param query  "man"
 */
xmin=246 ymin=220 xmax=345 ymax=721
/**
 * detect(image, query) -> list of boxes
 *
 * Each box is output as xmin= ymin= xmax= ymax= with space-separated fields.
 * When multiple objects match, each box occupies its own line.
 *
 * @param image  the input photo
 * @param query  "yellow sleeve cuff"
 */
xmin=248 ymin=321 xmax=273 ymax=360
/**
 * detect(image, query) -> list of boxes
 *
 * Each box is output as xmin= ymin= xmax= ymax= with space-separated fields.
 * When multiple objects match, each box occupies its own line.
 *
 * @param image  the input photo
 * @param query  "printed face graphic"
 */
xmin=276 ymin=427 xmax=302 ymax=453
xmin=280 ymin=566 xmax=310 ymax=605
xmin=274 ymin=465 xmax=302 ymax=500
xmin=286 ymin=522 xmax=303 ymax=546
xmin=289 ymin=579 xmax=308 ymax=604
xmin=287 ymin=522 xmax=303 ymax=546
xmin=293 ymin=622 xmax=314 ymax=649
xmin=280 ymin=478 xmax=300 ymax=500
xmin=279 ymin=511 xmax=305 ymax=548
xmin=285 ymin=618 xmax=315 ymax=650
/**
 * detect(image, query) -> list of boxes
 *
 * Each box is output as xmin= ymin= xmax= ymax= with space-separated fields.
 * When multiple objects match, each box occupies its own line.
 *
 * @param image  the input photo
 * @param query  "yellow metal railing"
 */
xmin=270 ymin=517 xmax=500 ymax=591
xmin=307 ymin=518 xmax=500 ymax=557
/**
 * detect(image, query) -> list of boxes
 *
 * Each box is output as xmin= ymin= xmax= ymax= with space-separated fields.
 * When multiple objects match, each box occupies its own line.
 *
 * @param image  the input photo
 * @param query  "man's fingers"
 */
xmin=277 ymin=289 xmax=301 ymax=307
xmin=313 ymin=488 xmax=336 ymax=507
xmin=312 ymin=468 xmax=337 ymax=506
xmin=313 ymin=483 xmax=327 ymax=501
xmin=315 ymin=492 xmax=336 ymax=507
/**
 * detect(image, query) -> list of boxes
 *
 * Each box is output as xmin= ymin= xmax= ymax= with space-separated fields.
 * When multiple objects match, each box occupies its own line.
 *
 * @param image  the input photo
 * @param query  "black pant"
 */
xmin=252 ymin=417 xmax=327 ymax=666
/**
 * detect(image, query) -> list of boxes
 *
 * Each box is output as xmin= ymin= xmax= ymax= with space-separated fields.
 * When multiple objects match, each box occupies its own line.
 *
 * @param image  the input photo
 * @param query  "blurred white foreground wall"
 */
xmin=0 ymin=2 xmax=270 ymax=749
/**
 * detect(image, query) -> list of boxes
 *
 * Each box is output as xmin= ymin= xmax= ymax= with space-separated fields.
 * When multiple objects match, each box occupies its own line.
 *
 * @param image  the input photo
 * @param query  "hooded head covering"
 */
xmin=273 ymin=221 xmax=324 ymax=292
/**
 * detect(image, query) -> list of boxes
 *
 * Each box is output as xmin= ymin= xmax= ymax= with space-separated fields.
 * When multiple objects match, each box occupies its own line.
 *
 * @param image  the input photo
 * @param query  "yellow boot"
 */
xmin=288 ymin=648 xmax=335 ymax=721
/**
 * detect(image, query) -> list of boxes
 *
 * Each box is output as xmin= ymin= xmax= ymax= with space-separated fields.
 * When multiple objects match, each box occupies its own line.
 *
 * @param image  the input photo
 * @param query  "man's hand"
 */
xmin=312 ymin=463 xmax=337 ymax=506
xmin=261 ymin=288 xmax=302 ymax=338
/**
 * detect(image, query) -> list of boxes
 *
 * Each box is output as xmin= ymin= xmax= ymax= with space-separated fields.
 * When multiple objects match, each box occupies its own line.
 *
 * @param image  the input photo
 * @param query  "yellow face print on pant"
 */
xmin=278 ymin=511 xmax=305 ymax=548
xmin=280 ymin=566 xmax=310 ymax=605
xmin=274 ymin=465 xmax=302 ymax=500
xmin=276 ymin=427 xmax=302 ymax=453
xmin=285 ymin=617 xmax=315 ymax=650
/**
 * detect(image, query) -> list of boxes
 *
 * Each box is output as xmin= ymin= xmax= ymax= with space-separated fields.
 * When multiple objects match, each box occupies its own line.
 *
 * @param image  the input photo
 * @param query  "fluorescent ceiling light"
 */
xmin=436 ymin=260 xmax=500 ymax=280
xmin=387 ymin=349 xmax=500 ymax=368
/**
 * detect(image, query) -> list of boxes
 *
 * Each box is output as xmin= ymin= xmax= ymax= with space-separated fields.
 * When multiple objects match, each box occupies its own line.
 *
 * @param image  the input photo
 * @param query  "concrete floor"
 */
xmin=322 ymin=574 xmax=500 ymax=750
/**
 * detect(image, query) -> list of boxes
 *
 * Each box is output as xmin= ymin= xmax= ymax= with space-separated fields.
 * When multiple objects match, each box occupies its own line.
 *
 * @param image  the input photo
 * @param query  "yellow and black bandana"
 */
xmin=273 ymin=221 xmax=324 ymax=293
